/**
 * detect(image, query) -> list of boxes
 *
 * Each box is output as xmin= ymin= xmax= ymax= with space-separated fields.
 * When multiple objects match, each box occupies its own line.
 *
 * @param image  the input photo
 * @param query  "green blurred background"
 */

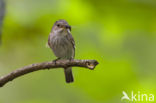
xmin=0 ymin=0 xmax=156 ymax=103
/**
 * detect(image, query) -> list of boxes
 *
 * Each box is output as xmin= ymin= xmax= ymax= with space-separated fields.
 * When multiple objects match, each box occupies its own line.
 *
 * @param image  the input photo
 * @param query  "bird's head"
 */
xmin=52 ymin=20 xmax=71 ymax=34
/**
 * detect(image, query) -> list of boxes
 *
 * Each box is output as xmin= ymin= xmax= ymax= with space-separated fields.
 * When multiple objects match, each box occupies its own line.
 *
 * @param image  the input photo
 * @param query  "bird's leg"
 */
xmin=53 ymin=57 xmax=61 ymax=65
xmin=69 ymin=58 xmax=74 ymax=62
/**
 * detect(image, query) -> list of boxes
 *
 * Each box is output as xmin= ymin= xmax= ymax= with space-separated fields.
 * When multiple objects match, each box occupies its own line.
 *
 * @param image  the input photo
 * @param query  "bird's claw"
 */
xmin=53 ymin=58 xmax=60 ymax=65
xmin=69 ymin=58 xmax=74 ymax=62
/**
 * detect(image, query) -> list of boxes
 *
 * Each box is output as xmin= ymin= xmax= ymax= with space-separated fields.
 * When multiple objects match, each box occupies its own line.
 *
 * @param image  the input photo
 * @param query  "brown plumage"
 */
xmin=48 ymin=20 xmax=75 ymax=83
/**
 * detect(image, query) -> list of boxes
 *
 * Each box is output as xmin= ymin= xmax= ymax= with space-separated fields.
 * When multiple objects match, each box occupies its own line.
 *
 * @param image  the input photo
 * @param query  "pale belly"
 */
xmin=50 ymin=36 xmax=74 ymax=59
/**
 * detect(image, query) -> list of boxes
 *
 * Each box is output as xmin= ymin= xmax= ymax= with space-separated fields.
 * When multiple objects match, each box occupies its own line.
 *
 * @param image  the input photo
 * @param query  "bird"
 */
xmin=48 ymin=20 xmax=75 ymax=83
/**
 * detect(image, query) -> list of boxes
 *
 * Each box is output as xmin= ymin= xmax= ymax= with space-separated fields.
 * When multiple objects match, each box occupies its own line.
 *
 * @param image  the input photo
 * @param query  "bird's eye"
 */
xmin=57 ymin=24 xmax=60 ymax=27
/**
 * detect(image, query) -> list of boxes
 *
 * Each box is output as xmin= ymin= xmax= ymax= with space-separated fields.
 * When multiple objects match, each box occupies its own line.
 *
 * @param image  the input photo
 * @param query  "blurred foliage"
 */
xmin=0 ymin=0 xmax=156 ymax=103
xmin=0 ymin=0 xmax=5 ymax=44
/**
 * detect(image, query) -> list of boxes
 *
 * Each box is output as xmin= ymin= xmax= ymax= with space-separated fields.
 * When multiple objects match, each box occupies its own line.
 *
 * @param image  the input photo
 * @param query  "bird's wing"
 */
xmin=66 ymin=33 xmax=75 ymax=58
xmin=48 ymin=35 xmax=50 ymax=46
xmin=48 ymin=33 xmax=52 ymax=48
xmin=45 ymin=42 xmax=50 ymax=48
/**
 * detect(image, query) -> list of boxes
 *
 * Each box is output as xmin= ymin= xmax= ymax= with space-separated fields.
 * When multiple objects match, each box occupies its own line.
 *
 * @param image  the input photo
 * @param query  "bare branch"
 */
xmin=0 ymin=59 xmax=99 ymax=87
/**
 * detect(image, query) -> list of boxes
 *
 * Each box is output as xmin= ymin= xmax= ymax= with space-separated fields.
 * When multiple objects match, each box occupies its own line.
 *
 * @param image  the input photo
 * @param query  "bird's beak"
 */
xmin=65 ymin=25 xmax=71 ymax=31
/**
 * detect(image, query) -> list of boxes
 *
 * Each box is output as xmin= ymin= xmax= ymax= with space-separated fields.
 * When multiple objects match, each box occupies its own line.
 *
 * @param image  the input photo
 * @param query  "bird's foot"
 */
xmin=69 ymin=58 xmax=74 ymax=62
xmin=53 ymin=58 xmax=61 ymax=65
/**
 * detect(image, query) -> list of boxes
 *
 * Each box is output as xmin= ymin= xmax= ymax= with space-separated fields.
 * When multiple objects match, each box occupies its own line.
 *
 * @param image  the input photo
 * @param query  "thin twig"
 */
xmin=0 ymin=59 xmax=99 ymax=87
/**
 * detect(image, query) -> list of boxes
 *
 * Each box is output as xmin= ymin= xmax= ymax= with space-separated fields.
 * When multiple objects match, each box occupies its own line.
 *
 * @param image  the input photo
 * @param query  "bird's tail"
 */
xmin=64 ymin=67 xmax=74 ymax=83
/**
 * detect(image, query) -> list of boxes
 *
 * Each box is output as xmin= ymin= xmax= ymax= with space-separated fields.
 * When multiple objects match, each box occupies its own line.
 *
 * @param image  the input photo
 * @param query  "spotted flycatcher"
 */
xmin=48 ymin=20 xmax=75 ymax=83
